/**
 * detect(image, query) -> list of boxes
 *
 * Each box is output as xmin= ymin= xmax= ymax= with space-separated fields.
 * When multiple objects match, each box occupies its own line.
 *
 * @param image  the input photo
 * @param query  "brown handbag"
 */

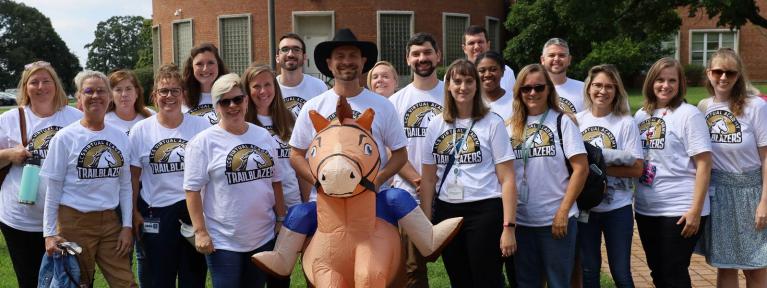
xmin=0 ymin=107 xmax=28 ymax=186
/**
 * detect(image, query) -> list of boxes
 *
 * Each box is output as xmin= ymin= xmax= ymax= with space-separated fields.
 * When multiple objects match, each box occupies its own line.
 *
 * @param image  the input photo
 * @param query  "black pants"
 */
xmin=0 ymin=221 xmax=45 ymax=288
xmin=433 ymin=198 xmax=504 ymax=288
xmin=635 ymin=213 xmax=708 ymax=288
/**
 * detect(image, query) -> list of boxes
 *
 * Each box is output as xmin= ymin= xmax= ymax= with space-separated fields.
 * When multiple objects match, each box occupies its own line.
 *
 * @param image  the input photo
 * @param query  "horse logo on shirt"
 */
xmin=558 ymin=97 xmax=577 ymax=114
xmin=188 ymin=104 xmax=218 ymax=125
xmin=639 ymin=117 xmax=666 ymax=149
xmin=327 ymin=110 xmax=361 ymax=121
xmin=225 ymin=144 xmax=274 ymax=184
xmin=27 ymin=126 xmax=62 ymax=159
xmin=283 ymin=96 xmax=307 ymax=118
xmin=432 ymin=129 xmax=482 ymax=164
xmin=581 ymin=126 xmax=617 ymax=149
xmin=512 ymin=123 xmax=556 ymax=158
xmin=76 ymin=140 xmax=124 ymax=179
xmin=264 ymin=126 xmax=291 ymax=159
xmin=149 ymin=138 xmax=187 ymax=174
xmin=403 ymin=102 xmax=443 ymax=138
xmin=706 ymin=110 xmax=742 ymax=143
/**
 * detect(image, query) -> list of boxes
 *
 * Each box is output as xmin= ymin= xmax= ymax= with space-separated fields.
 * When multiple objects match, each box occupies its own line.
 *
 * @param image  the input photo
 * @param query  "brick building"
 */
xmin=151 ymin=0 xmax=508 ymax=83
xmin=671 ymin=1 xmax=767 ymax=82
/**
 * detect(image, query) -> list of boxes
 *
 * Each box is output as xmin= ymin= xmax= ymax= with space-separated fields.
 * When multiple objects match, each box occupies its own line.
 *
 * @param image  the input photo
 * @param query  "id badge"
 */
xmin=518 ymin=179 xmax=529 ymax=204
xmin=445 ymin=182 xmax=464 ymax=200
xmin=143 ymin=218 xmax=160 ymax=234
xmin=577 ymin=211 xmax=590 ymax=223
xmin=639 ymin=161 xmax=657 ymax=187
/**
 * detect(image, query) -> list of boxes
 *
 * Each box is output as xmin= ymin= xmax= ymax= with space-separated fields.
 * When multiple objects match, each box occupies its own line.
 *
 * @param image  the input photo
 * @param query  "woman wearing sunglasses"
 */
xmin=106 ymin=69 xmax=154 ymax=135
xmin=184 ymin=73 xmax=286 ymax=287
xmin=129 ymin=64 xmax=209 ymax=287
xmin=575 ymin=65 xmax=643 ymax=288
xmin=507 ymin=64 xmax=588 ymax=288
xmin=634 ymin=58 xmax=712 ymax=287
xmin=698 ymin=48 xmax=767 ymax=287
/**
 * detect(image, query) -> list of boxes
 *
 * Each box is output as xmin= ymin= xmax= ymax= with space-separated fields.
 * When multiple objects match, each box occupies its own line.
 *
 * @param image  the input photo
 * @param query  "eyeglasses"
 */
xmin=82 ymin=87 xmax=108 ymax=96
xmin=157 ymin=88 xmax=182 ymax=96
xmin=709 ymin=69 xmax=738 ymax=79
xmin=25 ymin=61 xmax=51 ymax=70
xmin=590 ymin=82 xmax=616 ymax=92
xmin=217 ymin=95 xmax=245 ymax=106
xmin=520 ymin=84 xmax=546 ymax=94
xmin=279 ymin=46 xmax=303 ymax=54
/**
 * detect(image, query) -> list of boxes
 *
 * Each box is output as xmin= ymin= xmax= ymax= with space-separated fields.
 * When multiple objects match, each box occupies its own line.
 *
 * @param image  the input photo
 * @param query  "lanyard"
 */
xmin=451 ymin=120 xmax=476 ymax=175
xmin=522 ymin=109 xmax=549 ymax=181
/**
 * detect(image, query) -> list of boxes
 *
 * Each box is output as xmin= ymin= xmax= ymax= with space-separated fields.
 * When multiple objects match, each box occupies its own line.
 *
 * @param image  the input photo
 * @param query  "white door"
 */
xmin=294 ymin=14 xmax=334 ymax=80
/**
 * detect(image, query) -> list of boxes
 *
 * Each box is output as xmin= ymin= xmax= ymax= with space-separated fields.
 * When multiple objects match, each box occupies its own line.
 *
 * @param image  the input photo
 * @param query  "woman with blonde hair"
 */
xmin=634 ymin=57 xmax=712 ymax=287
xmin=699 ymin=48 xmax=767 ymax=287
xmin=576 ymin=64 xmax=642 ymax=287
xmin=0 ymin=61 xmax=81 ymax=288
xmin=106 ymin=69 xmax=154 ymax=134
xmin=367 ymin=61 xmax=399 ymax=97
xmin=507 ymin=63 xmax=588 ymax=288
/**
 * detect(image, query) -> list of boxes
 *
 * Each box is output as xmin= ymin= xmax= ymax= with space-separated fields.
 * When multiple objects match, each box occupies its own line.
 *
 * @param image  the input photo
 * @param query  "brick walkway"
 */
xmin=599 ymin=223 xmax=747 ymax=287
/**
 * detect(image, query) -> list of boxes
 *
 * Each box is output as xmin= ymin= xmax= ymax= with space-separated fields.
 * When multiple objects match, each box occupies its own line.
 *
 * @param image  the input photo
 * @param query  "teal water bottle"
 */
xmin=18 ymin=156 xmax=41 ymax=205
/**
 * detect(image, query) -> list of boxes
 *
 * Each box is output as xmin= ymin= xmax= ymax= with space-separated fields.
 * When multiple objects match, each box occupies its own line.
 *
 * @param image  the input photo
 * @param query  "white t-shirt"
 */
xmin=509 ymin=110 xmax=586 ymax=226
xmin=634 ymin=103 xmax=712 ymax=217
xmin=555 ymin=78 xmax=585 ymax=114
xmin=40 ymin=122 xmax=132 ymax=236
xmin=105 ymin=109 xmax=156 ymax=135
xmin=183 ymin=92 xmax=218 ymax=125
xmin=0 ymin=106 xmax=81 ymax=232
xmin=486 ymin=89 xmax=514 ymax=122
xmin=278 ymin=74 xmax=328 ymax=118
xmin=422 ymin=114 xmax=515 ymax=203
xmin=289 ymin=89 xmax=408 ymax=200
xmin=699 ymin=97 xmax=767 ymax=173
xmin=576 ymin=111 xmax=643 ymax=213
xmin=388 ymin=82 xmax=445 ymax=197
xmin=500 ymin=65 xmax=516 ymax=94
xmin=184 ymin=124 xmax=282 ymax=252
xmin=129 ymin=114 xmax=209 ymax=208
xmin=257 ymin=115 xmax=301 ymax=208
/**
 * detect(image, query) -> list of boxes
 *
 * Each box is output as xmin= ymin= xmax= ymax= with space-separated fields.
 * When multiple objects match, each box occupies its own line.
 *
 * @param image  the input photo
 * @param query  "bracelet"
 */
xmin=503 ymin=222 xmax=516 ymax=228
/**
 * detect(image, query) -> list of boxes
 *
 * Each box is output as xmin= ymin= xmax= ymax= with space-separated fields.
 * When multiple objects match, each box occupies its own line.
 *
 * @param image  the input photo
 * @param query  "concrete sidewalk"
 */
xmin=599 ymin=223 xmax=747 ymax=287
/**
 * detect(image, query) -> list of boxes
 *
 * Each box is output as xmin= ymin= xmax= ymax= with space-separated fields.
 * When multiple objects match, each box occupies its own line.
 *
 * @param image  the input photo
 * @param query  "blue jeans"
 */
xmin=515 ymin=217 xmax=577 ymax=288
xmin=206 ymin=239 xmax=289 ymax=288
xmin=137 ymin=197 xmax=207 ymax=287
xmin=577 ymin=205 xmax=634 ymax=288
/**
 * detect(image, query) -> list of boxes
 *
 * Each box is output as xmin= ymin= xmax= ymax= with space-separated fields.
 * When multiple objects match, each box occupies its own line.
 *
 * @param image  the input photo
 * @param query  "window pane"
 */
xmin=487 ymin=18 xmax=499 ymax=52
xmin=174 ymin=21 xmax=192 ymax=71
xmin=152 ymin=26 xmax=161 ymax=71
xmin=379 ymin=13 xmax=411 ymax=79
xmin=692 ymin=32 xmax=704 ymax=43
xmin=444 ymin=15 xmax=468 ymax=65
xmin=220 ymin=16 xmax=250 ymax=74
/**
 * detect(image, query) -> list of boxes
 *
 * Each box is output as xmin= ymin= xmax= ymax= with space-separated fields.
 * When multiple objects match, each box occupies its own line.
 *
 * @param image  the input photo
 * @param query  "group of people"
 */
xmin=0 ymin=23 xmax=764 ymax=288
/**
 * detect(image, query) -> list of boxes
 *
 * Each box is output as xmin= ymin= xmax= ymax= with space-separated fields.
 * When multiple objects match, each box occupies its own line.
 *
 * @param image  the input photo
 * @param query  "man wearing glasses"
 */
xmin=276 ymin=33 xmax=329 ymax=118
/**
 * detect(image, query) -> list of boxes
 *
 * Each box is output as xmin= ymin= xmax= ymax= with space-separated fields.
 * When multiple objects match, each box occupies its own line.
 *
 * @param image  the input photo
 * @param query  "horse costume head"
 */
xmin=307 ymin=96 xmax=380 ymax=198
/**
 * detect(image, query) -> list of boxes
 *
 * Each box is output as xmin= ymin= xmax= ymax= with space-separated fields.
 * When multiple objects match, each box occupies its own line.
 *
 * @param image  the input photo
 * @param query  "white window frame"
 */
xmin=171 ymin=18 xmax=194 ymax=69
xmin=217 ymin=14 xmax=252 ymax=74
xmin=152 ymin=24 xmax=161 ymax=71
xmin=688 ymin=29 xmax=739 ymax=66
xmin=376 ymin=11 xmax=414 ymax=81
xmin=442 ymin=13 xmax=470 ymax=65
xmin=485 ymin=16 xmax=501 ymax=52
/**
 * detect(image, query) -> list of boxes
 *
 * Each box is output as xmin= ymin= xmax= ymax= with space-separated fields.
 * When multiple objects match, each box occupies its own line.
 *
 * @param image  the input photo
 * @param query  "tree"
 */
xmin=0 ymin=0 xmax=81 ymax=92
xmin=504 ymin=0 xmax=683 ymax=82
xmin=85 ymin=16 xmax=146 ymax=73
xmin=134 ymin=18 xmax=154 ymax=69
xmin=687 ymin=0 xmax=767 ymax=29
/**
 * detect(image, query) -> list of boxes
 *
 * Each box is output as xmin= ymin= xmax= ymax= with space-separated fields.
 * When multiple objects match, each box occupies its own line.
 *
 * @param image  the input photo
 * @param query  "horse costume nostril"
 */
xmin=350 ymin=172 xmax=355 ymax=179
xmin=322 ymin=174 xmax=326 ymax=181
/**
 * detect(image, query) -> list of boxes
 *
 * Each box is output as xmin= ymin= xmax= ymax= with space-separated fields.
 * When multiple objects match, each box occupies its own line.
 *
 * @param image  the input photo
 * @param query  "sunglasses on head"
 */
xmin=520 ymin=84 xmax=546 ymax=94
xmin=710 ymin=69 xmax=738 ymax=79
xmin=217 ymin=95 xmax=245 ymax=106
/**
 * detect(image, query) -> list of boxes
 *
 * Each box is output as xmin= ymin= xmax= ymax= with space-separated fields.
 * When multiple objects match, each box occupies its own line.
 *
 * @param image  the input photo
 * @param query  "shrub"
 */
xmin=684 ymin=64 xmax=705 ymax=86
xmin=133 ymin=66 xmax=154 ymax=105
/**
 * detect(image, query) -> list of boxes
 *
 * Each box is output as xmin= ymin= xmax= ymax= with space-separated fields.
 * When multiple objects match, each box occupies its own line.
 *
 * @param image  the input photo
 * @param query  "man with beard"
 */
xmin=388 ymin=32 xmax=443 ymax=288
xmin=289 ymin=28 xmax=408 ymax=203
xmin=462 ymin=25 xmax=515 ymax=92
xmin=540 ymin=38 xmax=585 ymax=114
xmin=276 ymin=33 xmax=328 ymax=118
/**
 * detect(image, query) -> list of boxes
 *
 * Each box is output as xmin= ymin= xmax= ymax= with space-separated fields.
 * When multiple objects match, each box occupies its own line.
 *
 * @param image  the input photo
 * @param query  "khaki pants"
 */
xmin=58 ymin=205 xmax=137 ymax=287
xmin=391 ymin=227 xmax=429 ymax=288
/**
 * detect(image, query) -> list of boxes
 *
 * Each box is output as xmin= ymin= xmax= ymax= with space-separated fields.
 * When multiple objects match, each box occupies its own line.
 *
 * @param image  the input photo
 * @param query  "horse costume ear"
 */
xmin=357 ymin=108 xmax=375 ymax=131
xmin=309 ymin=110 xmax=330 ymax=132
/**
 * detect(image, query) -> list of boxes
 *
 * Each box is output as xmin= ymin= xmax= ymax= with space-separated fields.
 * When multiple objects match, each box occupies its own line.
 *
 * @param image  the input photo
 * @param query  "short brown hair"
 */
xmin=442 ymin=59 xmax=488 ymax=123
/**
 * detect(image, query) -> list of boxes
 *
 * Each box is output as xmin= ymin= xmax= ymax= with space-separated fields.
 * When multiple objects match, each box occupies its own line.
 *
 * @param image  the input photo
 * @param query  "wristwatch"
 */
xmin=503 ymin=222 xmax=516 ymax=228
xmin=276 ymin=216 xmax=285 ymax=222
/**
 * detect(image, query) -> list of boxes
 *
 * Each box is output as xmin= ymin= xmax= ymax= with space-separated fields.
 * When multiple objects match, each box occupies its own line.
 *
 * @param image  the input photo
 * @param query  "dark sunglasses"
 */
xmin=710 ymin=69 xmax=738 ymax=79
xmin=520 ymin=84 xmax=546 ymax=94
xmin=217 ymin=95 xmax=245 ymax=106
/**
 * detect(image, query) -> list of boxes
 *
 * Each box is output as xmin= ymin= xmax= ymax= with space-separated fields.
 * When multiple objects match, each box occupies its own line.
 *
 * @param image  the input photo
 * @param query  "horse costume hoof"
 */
xmin=398 ymin=208 xmax=464 ymax=262
xmin=251 ymin=227 xmax=306 ymax=277
xmin=427 ymin=217 xmax=464 ymax=261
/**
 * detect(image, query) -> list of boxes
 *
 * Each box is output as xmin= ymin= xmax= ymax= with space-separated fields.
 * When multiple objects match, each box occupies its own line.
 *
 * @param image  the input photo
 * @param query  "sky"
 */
xmin=17 ymin=0 xmax=153 ymax=67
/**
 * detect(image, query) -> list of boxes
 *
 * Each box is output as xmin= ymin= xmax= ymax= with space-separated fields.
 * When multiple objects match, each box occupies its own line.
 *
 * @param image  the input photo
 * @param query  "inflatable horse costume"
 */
xmin=252 ymin=97 xmax=463 ymax=287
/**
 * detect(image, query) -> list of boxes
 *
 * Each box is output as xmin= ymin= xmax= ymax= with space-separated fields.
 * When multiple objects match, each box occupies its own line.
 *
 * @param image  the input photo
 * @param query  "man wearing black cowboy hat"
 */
xmin=288 ymin=28 xmax=408 ymax=197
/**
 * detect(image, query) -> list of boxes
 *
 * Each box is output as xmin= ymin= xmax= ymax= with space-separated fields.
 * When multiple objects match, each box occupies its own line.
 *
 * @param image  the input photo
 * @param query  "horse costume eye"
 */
xmin=363 ymin=143 xmax=373 ymax=155
xmin=310 ymin=146 xmax=317 ymax=157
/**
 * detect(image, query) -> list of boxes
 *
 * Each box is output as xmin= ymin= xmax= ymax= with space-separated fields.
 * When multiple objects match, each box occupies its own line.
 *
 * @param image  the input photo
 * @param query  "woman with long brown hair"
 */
xmin=106 ymin=69 xmax=154 ymax=134
xmin=182 ymin=43 xmax=230 ymax=125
